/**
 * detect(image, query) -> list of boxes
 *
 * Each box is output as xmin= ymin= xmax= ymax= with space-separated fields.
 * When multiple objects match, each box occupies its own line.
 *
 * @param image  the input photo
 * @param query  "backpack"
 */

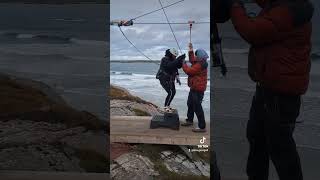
xmin=156 ymin=57 xmax=170 ymax=80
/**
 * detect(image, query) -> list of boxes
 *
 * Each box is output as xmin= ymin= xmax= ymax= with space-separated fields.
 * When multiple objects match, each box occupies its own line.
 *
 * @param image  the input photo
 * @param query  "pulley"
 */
xmin=110 ymin=20 xmax=133 ymax=26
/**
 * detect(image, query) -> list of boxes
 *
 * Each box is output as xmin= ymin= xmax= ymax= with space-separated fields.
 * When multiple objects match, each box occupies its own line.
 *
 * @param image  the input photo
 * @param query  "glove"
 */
xmin=188 ymin=43 xmax=193 ymax=51
xmin=176 ymin=54 xmax=186 ymax=62
xmin=183 ymin=59 xmax=187 ymax=64
xmin=176 ymin=75 xmax=181 ymax=86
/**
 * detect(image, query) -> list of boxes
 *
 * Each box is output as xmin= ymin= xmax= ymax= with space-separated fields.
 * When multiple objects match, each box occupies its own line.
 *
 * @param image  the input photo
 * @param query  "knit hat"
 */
xmin=195 ymin=49 xmax=209 ymax=60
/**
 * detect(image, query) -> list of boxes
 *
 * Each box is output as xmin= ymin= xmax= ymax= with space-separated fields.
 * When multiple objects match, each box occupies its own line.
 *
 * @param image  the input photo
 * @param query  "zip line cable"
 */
xmin=131 ymin=0 xmax=184 ymax=21
xmin=118 ymin=26 xmax=160 ymax=65
xmin=114 ymin=0 xmax=209 ymax=63
xmin=133 ymin=22 xmax=209 ymax=25
xmin=158 ymin=0 xmax=182 ymax=54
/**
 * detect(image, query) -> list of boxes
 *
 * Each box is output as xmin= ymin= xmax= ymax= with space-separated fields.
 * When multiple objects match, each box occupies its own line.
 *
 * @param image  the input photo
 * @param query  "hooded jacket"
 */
xmin=182 ymin=51 xmax=208 ymax=92
xmin=158 ymin=50 xmax=183 ymax=81
xmin=231 ymin=0 xmax=314 ymax=95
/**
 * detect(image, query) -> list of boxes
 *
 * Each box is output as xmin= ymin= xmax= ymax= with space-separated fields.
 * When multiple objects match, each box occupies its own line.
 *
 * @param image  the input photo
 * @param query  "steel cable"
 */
xmin=158 ymin=0 xmax=182 ymax=54
xmin=118 ymin=26 xmax=160 ymax=65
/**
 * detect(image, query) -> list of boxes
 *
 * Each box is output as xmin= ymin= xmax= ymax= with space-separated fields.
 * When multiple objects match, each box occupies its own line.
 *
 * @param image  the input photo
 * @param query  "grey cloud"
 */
xmin=111 ymin=0 xmax=210 ymax=60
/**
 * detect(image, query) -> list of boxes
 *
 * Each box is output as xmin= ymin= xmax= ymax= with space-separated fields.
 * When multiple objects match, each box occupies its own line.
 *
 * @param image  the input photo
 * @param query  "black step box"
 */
xmin=150 ymin=110 xmax=180 ymax=130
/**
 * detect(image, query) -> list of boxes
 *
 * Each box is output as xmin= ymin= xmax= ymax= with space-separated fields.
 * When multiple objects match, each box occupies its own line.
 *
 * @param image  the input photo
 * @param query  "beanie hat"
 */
xmin=195 ymin=49 xmax=209 ymax=60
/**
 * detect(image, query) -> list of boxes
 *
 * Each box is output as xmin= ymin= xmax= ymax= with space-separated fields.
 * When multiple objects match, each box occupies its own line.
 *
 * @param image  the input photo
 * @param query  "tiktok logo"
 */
xmin=200 ymin=137 xmax=206 ymax=144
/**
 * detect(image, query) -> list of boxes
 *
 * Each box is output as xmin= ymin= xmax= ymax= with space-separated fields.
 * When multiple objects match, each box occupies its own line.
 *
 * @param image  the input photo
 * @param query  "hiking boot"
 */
xmin=158 ymin=107 xmax=166 ymax=114
xmin=181 ymin=120 xmax=193 ymax=127
xmin=167 ymin=106 xmax=176 ymax=113
xmin=164 ymin=107 xmax=173 ymax=113
xmin=192 ymin=127 xmax=206 ymax=133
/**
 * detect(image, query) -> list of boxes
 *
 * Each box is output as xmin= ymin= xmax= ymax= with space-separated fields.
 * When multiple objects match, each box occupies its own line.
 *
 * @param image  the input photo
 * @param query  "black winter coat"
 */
xmin=158 ymin=56 xmax=183 ymax=81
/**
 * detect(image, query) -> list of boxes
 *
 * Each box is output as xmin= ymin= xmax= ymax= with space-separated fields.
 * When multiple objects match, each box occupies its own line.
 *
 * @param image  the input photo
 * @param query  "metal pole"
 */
xmin=188 ymin=21 xmax=195 ymax=43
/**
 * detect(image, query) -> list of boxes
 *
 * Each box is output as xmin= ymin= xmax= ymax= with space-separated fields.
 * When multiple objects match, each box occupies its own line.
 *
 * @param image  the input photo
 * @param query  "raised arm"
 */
xmin=162 ymin=58 xmax=181 ymax=70
xmin=230 ymin=3 xmax=293 ymax=45
xmin=182 ymin=51 xmax=202 ymax=76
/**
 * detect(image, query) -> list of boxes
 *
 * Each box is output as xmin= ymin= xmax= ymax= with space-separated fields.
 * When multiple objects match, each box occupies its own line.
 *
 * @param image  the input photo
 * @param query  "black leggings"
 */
xmin=247 ymin=86 xmax=302 ymax=180
xmin=160 ymin=79 xmax=176 ymax=107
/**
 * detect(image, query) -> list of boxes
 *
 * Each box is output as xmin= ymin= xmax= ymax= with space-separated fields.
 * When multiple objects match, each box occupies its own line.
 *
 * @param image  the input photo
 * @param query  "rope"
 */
xmin=118 ymin=26 xmax=160 ymax=65
xmin=158 ymin=0 xmax=182 ymax=54
xmin=116 ymin=0 xmax=199 ymax=63
xmin=131 ymin=0 xmax=184 ymax=20
xmin=133 ymin=22 xmax=209 ymax=25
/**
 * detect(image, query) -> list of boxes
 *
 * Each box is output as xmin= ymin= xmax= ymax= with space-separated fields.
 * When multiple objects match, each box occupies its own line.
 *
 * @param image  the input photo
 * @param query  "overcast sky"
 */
xmin=110 ymin=0 xmax=210 ymax=61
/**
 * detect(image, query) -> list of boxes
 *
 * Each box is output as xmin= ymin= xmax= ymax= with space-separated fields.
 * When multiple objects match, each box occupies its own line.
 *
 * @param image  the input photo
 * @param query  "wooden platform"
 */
xmin=110 ymin=116 xmax=210 ymax=146
xmin=0 ymin=171 xmax=109 ymax=180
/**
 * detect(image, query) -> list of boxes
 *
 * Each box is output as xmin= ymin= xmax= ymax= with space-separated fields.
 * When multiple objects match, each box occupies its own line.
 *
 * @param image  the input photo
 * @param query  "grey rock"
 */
xmin=110 ymin=100 xmax=160 ymax=116
xmin=160 ymin=150 xmax=210 ymax=177
xmin=194 ymin=160 xmax=210 ymax=177
xmin=0 ymin=145 xmax=83 ymax=172
xmin=0 ymin=73 xmax=67 ymax=105
xmin=0 ymin=73 xmax=107 ymax=172
xmin=111 ymin=153 xmax=159 ymax=180
xmin=0 ymin=119 xmax=107 ymax=172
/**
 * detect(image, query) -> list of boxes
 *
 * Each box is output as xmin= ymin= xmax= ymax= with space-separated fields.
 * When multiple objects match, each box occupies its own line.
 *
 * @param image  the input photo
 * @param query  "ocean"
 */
xmin=0 ymin=4 xmax=108 ymax=120
xmin=110 ymin=62 xmax=211 ymax=122
xmin=212 ymin=1 xmax=320 ymax=179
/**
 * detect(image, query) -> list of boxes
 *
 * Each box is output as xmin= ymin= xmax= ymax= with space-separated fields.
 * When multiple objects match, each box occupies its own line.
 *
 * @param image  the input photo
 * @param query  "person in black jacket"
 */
xmin=156 ymin=48 xmax=185 ymax=112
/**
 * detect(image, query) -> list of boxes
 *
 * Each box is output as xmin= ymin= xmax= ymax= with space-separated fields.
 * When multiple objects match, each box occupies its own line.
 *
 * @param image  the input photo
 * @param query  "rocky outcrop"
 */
xmin=110 ymin=150 xmax=210 ymax=180
xmin=110 ymin=85 xmax=160 ymax=116
xmin=110 ymin=100 xmax=160 ymax=116
xmin=0 ymin=73 xmax=108 ymax=172
xmin=0 ymin=73 xmax=107 ymax=130
xmin=110 ymin=85 xmax=210 ymax=179
xmin=111 ymin=153 xmax=159 ymax=180
xmin=160 ymin=151 xmax=210 ymax=177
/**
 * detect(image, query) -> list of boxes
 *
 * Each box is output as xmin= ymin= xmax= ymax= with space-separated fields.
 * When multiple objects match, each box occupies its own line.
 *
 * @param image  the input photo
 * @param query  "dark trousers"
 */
xmin=160 ymin=79 xmax=176 ymax=107
xmin=247 ymin=86 xmax=303 ymax=180
xmin=212 ymin=150 xmax=221 ymax=180
xmin=187 ymin=90 xmax=206 ymax=129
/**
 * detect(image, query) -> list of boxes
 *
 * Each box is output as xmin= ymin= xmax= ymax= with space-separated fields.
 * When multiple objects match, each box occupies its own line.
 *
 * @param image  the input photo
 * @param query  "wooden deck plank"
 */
xmin=0 ymin=171 xmax=109 ymax=180
xmin=110 ymin=116 xmax=210 ymax=146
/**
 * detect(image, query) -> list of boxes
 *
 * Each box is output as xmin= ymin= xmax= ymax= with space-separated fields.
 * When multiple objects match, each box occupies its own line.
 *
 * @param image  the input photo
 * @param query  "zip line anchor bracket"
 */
xmin=110 ymin=19 xmax=134 ymax=27
xmin=188 ymin=20 xmax=195 ymax=43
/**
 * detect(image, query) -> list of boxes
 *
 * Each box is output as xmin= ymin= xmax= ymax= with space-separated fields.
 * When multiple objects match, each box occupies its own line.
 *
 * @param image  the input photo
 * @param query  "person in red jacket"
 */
xmin=181 ymin=43 xmax=208 ymax=133
xmin=230 ymin=0 xmax=314 ymax=179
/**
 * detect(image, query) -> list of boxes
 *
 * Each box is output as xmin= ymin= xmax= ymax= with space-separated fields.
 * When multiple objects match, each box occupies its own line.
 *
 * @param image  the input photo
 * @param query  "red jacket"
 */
xmin=231 ymin=0 xmax=313 ymax=95
xmin=183 ymin=51 xmax=208 ymax=92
